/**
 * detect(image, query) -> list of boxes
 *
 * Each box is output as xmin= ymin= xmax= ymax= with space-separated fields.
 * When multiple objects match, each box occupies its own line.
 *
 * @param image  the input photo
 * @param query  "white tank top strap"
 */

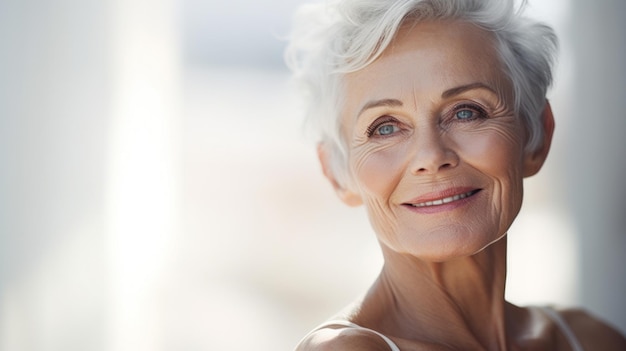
xmin=536 ymin=306 xmax=585 ymax=351
xmin=309 ymin=320 xmax=401 ymax=351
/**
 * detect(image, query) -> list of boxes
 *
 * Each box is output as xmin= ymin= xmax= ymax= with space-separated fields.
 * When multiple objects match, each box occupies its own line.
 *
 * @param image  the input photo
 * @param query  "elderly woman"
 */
xmin=286 ymin=0 xmax=626 ymax=350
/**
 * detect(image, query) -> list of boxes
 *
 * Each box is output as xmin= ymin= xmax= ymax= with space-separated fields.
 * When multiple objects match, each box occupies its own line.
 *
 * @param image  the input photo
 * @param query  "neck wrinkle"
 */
xmin=361 ymin=237 xmax=509 ymax=350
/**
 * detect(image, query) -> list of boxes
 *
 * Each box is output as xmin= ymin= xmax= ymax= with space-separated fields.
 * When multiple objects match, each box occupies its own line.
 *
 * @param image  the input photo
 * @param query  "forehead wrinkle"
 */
xmin=492 ymin=76 xmax=515 ymax=114
xmin=405 ymin=77 xmax=440 ymax=117
xmin=411 ymin=79 xmax=420 ymax=115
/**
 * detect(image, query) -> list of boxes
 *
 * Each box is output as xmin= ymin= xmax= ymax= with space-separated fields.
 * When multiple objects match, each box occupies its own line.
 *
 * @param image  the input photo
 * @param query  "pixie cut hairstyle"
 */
xmin=286 ymin=0 xmax=558 ymax=186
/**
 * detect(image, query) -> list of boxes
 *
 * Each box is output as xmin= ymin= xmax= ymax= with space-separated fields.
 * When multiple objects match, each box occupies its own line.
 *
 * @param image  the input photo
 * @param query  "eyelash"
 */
xmin=366 ymin=116 xmax=399 ymax=137
xmin=451 ymin=103 xmax=490 ymax=121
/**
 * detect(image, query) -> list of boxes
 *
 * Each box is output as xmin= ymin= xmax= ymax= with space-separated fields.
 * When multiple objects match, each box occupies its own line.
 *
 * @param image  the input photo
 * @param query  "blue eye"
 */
xmin=456 ymin=109 xmax=474 ymax=120
xmin=377 ymin=124 xmax=398 ymax=135
xmin=453 ymin=104 xmax=489 ymax=121
xmin=366 ymin=117 xmax=401 ymax=137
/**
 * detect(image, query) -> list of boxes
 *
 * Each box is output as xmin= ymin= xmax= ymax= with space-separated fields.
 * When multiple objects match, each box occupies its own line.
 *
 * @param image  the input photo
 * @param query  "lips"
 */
xmin=405 ymin=189 xmax=481 ymax=208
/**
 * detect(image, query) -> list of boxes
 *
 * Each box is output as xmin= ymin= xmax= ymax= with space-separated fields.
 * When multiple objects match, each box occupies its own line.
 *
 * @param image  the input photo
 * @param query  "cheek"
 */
xmin=350 ymin=143 xmax=408 ymax=248
xmin=453 ymin=123 xmax=525 ymax=177
xmin=453 ymin=124 xmax=526 ymax=229
xmin=350 ymin=143 xmax=408 ymax=198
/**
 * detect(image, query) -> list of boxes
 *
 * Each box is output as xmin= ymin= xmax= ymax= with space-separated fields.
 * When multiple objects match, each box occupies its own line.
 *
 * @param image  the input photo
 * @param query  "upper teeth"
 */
xmin=411 ymin=190 xmax=477 ymax=207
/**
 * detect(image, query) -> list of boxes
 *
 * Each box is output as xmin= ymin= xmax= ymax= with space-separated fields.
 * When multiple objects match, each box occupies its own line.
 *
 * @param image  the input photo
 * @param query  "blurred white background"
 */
xmin=0 ymin=0 xmax=624 ymax=350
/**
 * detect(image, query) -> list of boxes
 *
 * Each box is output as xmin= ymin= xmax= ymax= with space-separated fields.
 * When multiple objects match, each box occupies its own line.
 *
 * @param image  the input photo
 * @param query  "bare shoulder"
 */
xmin=295 ymin=326 xmax=394 ymax=351
xmin=558 ymin=307 xmax=626 ymax=350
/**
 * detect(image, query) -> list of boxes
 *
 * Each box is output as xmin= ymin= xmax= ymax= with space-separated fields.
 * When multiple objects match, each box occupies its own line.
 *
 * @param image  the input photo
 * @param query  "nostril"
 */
xmin=411 ymin=148 xmax=458 ymax=175
xmin=416 ymin=162 xmax=451 ymax=173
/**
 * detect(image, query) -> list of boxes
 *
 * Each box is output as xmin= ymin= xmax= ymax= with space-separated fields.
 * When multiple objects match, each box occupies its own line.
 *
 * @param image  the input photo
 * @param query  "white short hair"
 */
xmin=285 ymin=0 xmax=558 ymax=186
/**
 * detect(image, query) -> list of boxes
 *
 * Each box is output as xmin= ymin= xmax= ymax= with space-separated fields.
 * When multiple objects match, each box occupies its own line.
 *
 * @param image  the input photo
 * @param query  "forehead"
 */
xmin=342 ymin=20 xmax=508 ymax=113
xmin=386 ymin=19 xmax=498 ymax=59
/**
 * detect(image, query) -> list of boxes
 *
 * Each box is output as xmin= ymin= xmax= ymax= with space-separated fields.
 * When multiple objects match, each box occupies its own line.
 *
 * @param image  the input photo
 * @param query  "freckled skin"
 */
xmin=342 ymin=21 xmax=524 ymax=261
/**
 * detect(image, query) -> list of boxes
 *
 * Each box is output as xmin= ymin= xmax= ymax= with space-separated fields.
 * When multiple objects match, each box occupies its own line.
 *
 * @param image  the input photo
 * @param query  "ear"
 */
xmin=523 ymin=102 xmax=555 ymax=177
xmin=317 ymin=143 xmax=363 ymax=207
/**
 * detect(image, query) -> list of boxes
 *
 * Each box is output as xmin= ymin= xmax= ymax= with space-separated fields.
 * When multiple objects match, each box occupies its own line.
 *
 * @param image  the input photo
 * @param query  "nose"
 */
xmin=409 ymin=128 xmax=459 ymax=175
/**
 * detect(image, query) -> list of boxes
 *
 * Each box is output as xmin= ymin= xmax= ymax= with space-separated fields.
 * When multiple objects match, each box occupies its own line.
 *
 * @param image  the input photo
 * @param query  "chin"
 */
xmin=390 ymin=225 xmax=507 ymax=262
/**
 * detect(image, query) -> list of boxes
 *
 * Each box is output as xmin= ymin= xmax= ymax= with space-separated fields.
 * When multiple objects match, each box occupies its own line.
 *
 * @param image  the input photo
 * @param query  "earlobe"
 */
xmin=523 ymin=102 xmax=555 ymax=177
xmin=317 ymin=143 xmax=363 ymax=207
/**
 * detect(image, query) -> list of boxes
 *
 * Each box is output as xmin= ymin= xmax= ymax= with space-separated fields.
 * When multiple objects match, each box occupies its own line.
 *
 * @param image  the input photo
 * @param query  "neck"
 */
xmin=357 ymin=237 xmax=510 ymax=350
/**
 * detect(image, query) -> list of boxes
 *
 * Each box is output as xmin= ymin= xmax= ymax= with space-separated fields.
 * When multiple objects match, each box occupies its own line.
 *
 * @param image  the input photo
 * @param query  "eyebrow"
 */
xmin=357 ymin=98 xmax=403 ymax=118
xmin=441 ymin=82 xmax=497 ymax=99
xmin=356 ymin=82 xmax=497 ymax=118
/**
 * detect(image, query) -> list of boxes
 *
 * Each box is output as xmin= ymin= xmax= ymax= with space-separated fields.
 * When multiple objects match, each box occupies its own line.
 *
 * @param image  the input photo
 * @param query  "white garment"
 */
xmin=538 ymin=306 xmax=585 ymax=351
xmin=305 ymin=319 xmax=401 ymax=351
xmin=303 ymin=306 xmax=584 ymax=351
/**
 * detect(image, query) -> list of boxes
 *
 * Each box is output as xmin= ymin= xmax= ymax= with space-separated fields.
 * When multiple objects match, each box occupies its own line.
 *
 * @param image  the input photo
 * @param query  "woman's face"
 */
xmin=339 ymin=20 xmax=532 ymax=262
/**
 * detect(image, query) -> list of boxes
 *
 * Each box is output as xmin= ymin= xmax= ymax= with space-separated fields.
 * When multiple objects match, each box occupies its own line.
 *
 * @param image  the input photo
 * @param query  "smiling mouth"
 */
xmin=406 ymin=189 xmax=481 ymax=208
